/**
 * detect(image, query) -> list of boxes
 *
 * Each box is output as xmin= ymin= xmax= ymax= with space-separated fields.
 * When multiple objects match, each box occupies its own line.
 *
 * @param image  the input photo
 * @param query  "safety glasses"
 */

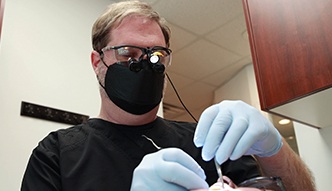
xmin=100 ymin=45 xmax=172 ymax=66
xmin=238 ymin=176 xmax=286 ymax=191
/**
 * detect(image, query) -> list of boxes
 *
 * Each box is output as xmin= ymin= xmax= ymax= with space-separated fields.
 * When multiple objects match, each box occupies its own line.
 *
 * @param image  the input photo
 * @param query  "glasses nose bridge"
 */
xmin=139 ymin=47 xmax=152 ymax=60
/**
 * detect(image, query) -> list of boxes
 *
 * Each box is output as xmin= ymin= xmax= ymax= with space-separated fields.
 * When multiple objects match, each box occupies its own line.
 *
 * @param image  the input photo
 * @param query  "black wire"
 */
xmin=165 ymin=73 xmax=198 ymax=123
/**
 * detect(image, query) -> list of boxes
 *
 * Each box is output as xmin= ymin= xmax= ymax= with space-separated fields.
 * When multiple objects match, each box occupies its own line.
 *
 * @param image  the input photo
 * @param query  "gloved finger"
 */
xmin=162 ymin=148 xmax=206 ymax=179
xmin=159 ymin=160 xmax=209 ymax=190
xmin=229 ymin=121 xmax=262 ymax=160
xmin=236 ymin=118 xmax=282 ymax=158
xmin=200 ymin=109 xmax=232 ymax=161
xmin=194 ymin=104 xmax=219 ymax=147
xmin=215 ymin=117 xmax=248 ymax=164
xmin=131 ymin=173 xmax=186 ymax=191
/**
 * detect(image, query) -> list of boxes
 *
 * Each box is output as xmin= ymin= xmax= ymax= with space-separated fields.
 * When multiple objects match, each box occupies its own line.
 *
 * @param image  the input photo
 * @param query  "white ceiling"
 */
xmin=145 ymin=0 xmax=253 ymax=121
xmin=114 ymin=0 xmax=296 ymax=148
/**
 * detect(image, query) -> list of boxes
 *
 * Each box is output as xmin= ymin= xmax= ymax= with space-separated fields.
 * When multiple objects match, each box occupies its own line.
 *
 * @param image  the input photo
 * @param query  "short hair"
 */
xmin=92 ymin=0 xmax=171 ymax=51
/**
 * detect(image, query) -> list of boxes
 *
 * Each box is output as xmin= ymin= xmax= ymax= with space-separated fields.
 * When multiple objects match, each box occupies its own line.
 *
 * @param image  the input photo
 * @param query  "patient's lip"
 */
xmin=209 ymin=182 xmax=233 ymax=190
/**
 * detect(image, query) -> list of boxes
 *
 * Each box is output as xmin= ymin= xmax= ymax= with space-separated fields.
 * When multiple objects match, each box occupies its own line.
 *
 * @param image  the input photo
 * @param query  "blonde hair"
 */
xmin=92 ymin=0 xmax=171 ymax=51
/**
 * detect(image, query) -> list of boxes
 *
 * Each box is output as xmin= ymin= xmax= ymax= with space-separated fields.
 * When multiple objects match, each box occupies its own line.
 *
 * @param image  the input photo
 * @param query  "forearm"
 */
xmin=256 ymin=139 xmax=316 ymax=191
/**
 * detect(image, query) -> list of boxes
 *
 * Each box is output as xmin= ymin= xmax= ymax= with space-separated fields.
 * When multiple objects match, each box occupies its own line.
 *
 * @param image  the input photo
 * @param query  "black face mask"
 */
xmin=100 ymin=60 xmax=165 ymax=115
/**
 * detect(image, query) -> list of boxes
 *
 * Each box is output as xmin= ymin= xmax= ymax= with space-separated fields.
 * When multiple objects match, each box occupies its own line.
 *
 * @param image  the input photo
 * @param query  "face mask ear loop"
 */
xmin=97 ymin=77 xmax=106 ymax=91
xmin=96 ymin=52 xmax=108 ymax=90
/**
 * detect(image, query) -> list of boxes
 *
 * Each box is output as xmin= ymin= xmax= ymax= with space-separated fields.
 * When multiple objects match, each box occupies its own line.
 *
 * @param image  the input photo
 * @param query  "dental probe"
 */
xmin=214 ymin=158 xmax=224 ymax=189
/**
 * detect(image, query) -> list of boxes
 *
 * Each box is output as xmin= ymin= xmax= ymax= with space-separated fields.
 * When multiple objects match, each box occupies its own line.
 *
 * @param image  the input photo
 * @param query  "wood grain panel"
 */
xmin=243 ymin=0 xmax=332 ymax=110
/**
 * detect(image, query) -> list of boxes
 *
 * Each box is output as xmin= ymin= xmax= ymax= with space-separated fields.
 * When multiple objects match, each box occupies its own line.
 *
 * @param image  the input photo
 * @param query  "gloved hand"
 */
xmin=130 ymin=148 xmax=209 ymax=191
xmin=194 ymin=100 xmax=283 ymax=164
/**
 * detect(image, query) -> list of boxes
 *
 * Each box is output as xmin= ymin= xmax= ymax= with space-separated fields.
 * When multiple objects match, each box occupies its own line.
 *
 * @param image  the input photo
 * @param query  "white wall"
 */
xmin=294 ymin=122 xmax=332 ymax=191
xmin=214 ymin=64 xmax=261 ymax=112
xmin=0 ymin=0 xmax=112 ymax=190
xmin=215 ymin=64 xmax=331 ymax=191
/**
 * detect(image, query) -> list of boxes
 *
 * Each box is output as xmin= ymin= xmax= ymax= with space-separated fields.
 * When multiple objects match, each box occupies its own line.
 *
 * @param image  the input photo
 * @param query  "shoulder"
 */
xmin=22 ymin=122 xmax=95 ymax=190
xmin=38 ymin=121 xmax=93 ymax=153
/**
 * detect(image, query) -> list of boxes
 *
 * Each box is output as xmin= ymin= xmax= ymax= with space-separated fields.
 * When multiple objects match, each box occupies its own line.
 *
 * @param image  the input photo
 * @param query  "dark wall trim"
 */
xmin=20 ymin=101 xmax=89 ymax=125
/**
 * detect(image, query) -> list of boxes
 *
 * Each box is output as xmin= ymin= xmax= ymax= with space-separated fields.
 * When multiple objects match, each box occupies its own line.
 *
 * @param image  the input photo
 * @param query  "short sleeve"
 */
xmin=21 ymin=132 xmax=61 ymax=191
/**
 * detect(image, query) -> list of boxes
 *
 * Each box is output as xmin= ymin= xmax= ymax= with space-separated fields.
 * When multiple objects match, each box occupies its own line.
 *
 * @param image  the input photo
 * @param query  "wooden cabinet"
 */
xmin=243 ymin=0 xmax=332 ymax=128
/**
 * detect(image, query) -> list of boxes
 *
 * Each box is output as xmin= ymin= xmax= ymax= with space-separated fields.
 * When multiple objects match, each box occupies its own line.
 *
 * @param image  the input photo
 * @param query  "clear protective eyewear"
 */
xmin=237 ymin=176 xmax=286 ymax=191
xmin=100 ymin=45 xmax=172 ymax=67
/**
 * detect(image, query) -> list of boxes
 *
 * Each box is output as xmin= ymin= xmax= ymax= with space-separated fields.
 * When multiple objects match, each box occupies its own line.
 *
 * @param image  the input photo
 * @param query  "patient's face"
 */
xmin=208 ymin=182 xmax=261 ymax=190
xmin=193 ymin=183 xmax=263 ymax=191
xmin=192 ymin=176 xmax=272 ymax=191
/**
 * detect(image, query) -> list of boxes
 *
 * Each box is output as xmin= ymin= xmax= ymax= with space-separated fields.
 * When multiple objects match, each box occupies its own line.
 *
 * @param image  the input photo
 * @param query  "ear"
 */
xmin=91 ymin=50 xmax=101 ymax=74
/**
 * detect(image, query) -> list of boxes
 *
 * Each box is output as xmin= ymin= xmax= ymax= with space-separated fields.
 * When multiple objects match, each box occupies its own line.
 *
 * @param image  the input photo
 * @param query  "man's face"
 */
xmin=97 ymin=14 xmax=167 ymax=89
xmin=94 ymin=14 xmax=168 ymax=116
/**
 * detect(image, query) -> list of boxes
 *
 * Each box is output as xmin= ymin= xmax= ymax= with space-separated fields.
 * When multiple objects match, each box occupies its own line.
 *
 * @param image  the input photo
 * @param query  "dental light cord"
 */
xmin=166 ymin=73 xmax=226 ymax=188
xmin=166 ymin=73 xmax=198 ymax=123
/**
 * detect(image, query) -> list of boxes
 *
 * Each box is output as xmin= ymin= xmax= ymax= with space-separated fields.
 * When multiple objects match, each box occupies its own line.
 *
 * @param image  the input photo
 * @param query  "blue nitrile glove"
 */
xmin=130 ymin=148 xmax=209 ymax=191
xmin=194 ymin=100 xmax=283 ymax=164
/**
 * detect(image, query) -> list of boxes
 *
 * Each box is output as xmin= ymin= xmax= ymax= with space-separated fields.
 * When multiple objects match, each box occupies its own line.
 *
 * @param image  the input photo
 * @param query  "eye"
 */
xmin=117 ymin=47 xmax=133 ymax=57
xmin=116 ymin=47 xmax=141 ymax=60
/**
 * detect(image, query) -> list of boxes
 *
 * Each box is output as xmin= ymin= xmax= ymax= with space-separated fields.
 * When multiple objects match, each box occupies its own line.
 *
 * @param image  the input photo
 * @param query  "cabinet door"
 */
xmin=243 ymin=0 xmax=332 ymax=128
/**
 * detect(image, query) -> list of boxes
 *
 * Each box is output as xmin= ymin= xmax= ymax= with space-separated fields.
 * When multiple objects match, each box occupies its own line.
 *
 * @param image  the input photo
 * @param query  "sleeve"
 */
xmin=222 ymin=155 xmax=262 ymax=185
xmin=21 ymin=133 xmax=62 ymax=191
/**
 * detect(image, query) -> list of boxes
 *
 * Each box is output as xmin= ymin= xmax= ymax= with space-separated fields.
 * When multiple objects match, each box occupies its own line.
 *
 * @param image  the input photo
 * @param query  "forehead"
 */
xmin=109 ymin=15 xmax=166 ymax=47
